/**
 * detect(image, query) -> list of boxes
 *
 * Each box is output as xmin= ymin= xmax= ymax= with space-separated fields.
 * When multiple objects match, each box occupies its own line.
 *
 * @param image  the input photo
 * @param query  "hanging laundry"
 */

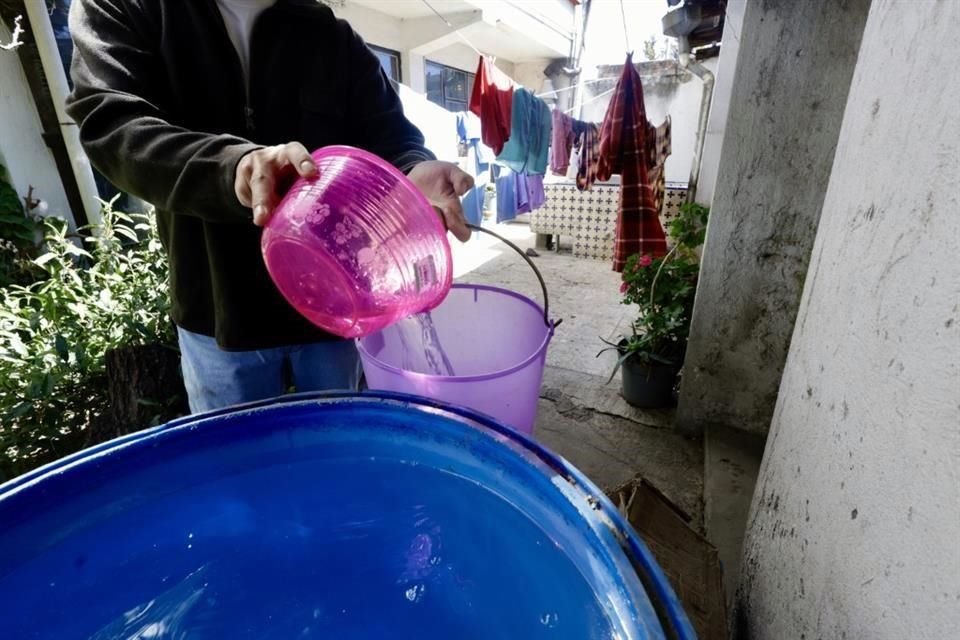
xmin=550 ymin=110 xmax=575 ymax=176
xmin=456 ymin=111 xmax=492 ymax=227
xmin=495 ymin=167 xmax=546 ymax=223
xmin=645 ymin=116 xmax=672 ymax=218
xmin=516 ymin=173 xmax=545 ymax=214
xmin=576 ymin=123 xmax=601 ymax=192
xmin=495 ymin=166 xmax=518 ymax=223
xmin=469 ymin=57 xmax=514 ymax=156
xmin=496 ymin=88 xmax=551 ymax=175
xmin=598 ymin=53 xmax=667 ymax=270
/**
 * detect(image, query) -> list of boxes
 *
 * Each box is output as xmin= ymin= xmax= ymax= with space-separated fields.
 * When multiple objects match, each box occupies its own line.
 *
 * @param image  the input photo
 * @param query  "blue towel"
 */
xmin=496 ymin=88 xmax=551 ymax=175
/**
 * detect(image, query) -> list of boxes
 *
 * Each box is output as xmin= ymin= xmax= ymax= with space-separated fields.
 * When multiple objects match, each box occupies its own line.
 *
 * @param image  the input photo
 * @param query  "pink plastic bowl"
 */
xmin=262 ymin=146 xmax=453 ymax=338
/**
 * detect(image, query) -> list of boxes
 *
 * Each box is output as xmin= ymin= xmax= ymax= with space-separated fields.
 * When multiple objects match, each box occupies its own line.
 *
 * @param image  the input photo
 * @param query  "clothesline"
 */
xmin=564 ymin=87 xmax=616 ymax=115
xmin=420 ymin=0 xmax=484 ymax=57
xmin=534 ymin=77 xmax=613 ymax=99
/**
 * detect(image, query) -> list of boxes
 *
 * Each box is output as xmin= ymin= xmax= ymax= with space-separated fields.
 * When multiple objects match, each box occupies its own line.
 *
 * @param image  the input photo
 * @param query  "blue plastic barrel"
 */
xmin=0 ymin=393 xmax=695 ymax=639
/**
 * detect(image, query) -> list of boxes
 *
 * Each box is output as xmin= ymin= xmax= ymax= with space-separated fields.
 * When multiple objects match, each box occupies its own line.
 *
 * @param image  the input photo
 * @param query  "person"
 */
xmin=66 ymin=0 xmax=474 ymax=413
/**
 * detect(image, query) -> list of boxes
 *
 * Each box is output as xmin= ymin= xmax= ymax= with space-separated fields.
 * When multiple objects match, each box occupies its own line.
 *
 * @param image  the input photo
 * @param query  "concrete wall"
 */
xmin=0 ymin=18 xmax=72 ymax=222
xmin=736 ymin=2 xmax=960 ymax=637
xmin=695 ymin=0 xmax=746 ymax=207
xmin=677 ymin=0 xmax=871 ymax=436
xmin=512 ymin=59 xmax=552 ymax=96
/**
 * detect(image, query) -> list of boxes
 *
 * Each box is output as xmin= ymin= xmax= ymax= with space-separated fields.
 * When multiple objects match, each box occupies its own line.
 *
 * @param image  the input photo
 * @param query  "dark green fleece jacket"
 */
xmin=66 ymin=0 xmax=434 ymax=349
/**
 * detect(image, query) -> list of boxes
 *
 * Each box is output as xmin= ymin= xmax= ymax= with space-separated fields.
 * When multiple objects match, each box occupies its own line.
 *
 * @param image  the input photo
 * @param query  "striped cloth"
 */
xmin=646 ymin=116 xmax=672 ymax=216
xmin=575 ymin=123 xmax=601 ymax=192
xmin=597 ymin=53 xmax=667 ymax=271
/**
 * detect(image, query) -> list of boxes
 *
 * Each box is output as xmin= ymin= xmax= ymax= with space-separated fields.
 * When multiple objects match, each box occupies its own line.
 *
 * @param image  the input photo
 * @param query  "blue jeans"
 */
xmin=177 ymin=327 xmax=361 ymax=413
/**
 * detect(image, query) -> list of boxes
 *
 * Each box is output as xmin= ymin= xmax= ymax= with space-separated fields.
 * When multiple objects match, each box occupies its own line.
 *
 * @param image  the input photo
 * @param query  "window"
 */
xmin=425 ymin=61 xmax=476 ymax=112
xmin=369 ymin=45 xmax=401 ymax=86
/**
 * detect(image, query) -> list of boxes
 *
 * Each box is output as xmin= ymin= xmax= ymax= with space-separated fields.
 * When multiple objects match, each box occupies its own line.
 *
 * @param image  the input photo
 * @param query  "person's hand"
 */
xmin=235 ymin=142 xmax=317 ymax=226
xmin=407 ymin=161 xmax=474 ymax=242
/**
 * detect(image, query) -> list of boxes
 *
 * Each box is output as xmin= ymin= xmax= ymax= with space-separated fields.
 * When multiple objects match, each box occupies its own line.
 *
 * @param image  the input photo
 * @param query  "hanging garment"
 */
xmin=462 ymin=185 xmax=485 ymax=226
xmin=495 ymin=166 xmax=518 ymax=223
xmin=550 ymin=110 xmax=575 ymax=175
xmin=469 ymin=57 xmax=514 ymax=155
xmin=576 ymin=123 xmax=601 ymax=192
xmin=496 ymin=88 xmax=551 ymax=175
xmin=457 ymin=111 xmax=492 ymax=227
xmin=518 ymin=173 xmax=546 ymax=213
xmin=645 ymin=116 xmax=672 ymax=217
xmin=497 ymin=169 xmax=546 ymax=223
xmin=597 ymin=53 xmax=667 ymax=270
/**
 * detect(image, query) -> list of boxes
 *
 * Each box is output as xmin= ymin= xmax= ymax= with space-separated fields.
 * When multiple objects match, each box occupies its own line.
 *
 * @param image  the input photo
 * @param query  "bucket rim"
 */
xmin=0 ymin=391 xmax=695 ymax=640
xmin=356 ymin=283 xmax=555 ymax=383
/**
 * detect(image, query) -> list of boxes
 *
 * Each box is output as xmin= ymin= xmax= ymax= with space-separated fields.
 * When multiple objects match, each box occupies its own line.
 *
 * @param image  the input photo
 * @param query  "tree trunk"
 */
xmin=86 ymin=344 xmax=188 ymax=446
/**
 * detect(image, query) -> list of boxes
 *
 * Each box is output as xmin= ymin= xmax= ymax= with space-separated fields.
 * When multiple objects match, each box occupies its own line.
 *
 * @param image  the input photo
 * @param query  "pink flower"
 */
xmin=619 ymin=281 xmax=629 ymax=294
xmin=638 ymin=254 xmax=654 ymax=268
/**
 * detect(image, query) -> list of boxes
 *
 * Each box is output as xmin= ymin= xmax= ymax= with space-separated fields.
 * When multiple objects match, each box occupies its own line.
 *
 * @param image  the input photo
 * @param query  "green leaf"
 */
xmin=33 ymin=253 xmax=56 ymax=267
xmin=114 ymin=226 xmax=140 ymax=243
xmin=54 ymin=334 xmax=69 ymax=361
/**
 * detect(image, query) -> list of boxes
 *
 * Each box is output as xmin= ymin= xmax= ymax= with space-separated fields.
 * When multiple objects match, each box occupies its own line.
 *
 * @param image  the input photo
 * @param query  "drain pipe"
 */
xmin=679 ymin=42 xmax=715 ymax=205
xmin=23 ymin=1 xmax=102 ymax=227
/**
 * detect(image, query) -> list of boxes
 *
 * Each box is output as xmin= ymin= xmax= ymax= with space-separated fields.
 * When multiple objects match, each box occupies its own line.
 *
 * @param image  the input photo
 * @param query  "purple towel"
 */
xmin=550 ymin=110 xmax=575 ymax=175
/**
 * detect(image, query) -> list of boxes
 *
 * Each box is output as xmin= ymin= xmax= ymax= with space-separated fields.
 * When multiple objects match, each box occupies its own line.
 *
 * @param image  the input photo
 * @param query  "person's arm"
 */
xmin=66 ymin=0 xmax=262 ymax=222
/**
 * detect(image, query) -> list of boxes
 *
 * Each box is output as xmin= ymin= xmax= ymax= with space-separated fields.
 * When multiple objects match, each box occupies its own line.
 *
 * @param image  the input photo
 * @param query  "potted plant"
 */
xmin=599 ymin=203 xmax=709 ymax=407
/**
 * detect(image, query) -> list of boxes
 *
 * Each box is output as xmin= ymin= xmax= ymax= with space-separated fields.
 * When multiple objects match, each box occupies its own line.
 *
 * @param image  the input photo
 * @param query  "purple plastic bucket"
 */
xmin=358 ymin=284 xmax=554 ymax=435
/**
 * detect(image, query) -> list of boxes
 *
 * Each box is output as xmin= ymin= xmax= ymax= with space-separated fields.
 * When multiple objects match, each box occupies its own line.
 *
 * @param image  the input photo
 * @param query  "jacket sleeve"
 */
xmin=66 ymin=0 xmax=260 ymax=222
xmin=341 ymin=23 xmax=436 ymax=172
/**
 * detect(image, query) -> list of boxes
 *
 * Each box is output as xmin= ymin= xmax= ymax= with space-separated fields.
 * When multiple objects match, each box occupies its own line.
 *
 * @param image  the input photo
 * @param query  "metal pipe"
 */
xmin=24 ymin=0 xmax=102 ymax=227
xmin=679 ymin=51 xmax=715 ymax=204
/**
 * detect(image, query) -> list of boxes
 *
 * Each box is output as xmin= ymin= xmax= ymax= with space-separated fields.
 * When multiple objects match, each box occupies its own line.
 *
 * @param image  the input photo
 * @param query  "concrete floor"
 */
xmin=452 ymin=221 xmax=768 ymax=623
xmin=452 ymin=222 xmax=705 ymax=525
xmin=705 ymin=424 xmax=766 ymax=608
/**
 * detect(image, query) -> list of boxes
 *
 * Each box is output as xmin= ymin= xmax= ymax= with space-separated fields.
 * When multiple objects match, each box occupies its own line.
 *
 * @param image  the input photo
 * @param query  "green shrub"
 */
xmin=0 ymin=164 xmax=42 ymax=288
xmin=0 ymin=203 xmax=174 ymax=479
xmin=601 ymin=202 xmax=710 ymax=378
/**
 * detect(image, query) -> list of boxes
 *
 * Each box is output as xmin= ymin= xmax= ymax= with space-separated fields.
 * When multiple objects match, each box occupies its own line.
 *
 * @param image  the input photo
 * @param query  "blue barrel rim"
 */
xmin=0 ymin=391 xmax=695 ymax=640
xmin=357 ymin=284 xmax=555 ymax=384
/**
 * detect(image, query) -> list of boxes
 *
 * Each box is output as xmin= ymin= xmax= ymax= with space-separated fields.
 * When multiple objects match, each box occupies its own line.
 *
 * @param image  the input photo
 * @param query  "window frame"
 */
xmin=424 ymin=60 xmax=476 ymax=113
xmin=368 ymin=44 xmax=402 ymax=86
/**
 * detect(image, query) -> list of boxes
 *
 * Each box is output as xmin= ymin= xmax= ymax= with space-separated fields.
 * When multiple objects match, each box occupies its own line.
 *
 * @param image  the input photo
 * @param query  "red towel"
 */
xmin=597 ymin=54 xmax=667 ymax=271
xmin=469 ymin=57 xmax=514 ymax=155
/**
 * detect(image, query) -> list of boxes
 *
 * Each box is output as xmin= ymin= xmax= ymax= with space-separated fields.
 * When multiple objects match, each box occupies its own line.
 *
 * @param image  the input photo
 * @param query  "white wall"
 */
xmin=512 ymin=59 xmax=551 ymax=96
xmin=737 ymin=2 xmax=960 ymax=638
xmin=332 ymin=7 xmax=518 ymax=94
xmin=696 ymin=0 xmax=746 ymax=206
xmin=0 ymin=19 xmax=72 ymax=223
xmin=332 ymin=3 xmax=404 ymax=53
xmin=426 ymin=42 xmax=482 ymax=74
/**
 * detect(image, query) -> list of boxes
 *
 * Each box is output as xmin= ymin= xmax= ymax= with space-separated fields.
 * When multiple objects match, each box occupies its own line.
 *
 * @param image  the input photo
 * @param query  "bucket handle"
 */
xmin=466 ymin=224 xmax=559 ymax=330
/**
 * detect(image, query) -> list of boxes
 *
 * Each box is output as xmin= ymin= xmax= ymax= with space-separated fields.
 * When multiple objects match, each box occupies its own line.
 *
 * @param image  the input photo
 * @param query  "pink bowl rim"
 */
xmin=356 ymin=284 xmax=555 ymax=383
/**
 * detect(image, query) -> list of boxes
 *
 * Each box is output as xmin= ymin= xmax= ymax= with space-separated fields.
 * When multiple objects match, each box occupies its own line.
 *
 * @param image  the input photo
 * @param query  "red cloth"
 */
xmin=469 ymin=57 xmax=514 ymax=155
xmin=597 ymin=53 xmax=667 ymax=271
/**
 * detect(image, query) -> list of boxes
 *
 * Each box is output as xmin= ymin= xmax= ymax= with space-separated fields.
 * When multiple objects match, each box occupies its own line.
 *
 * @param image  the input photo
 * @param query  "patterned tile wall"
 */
xmin=532 ymin=183 xmax=689 ymax=261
